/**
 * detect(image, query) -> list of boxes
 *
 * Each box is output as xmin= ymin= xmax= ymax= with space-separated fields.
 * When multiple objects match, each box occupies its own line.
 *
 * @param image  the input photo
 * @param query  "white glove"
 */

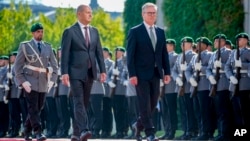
xmin=235 ymin=59 xmax=242 ymax=68
xmin=22 ymin=81 xmax=31 ymax=93
xmin=57 ymin=69 xmax=61 ymax=76
xmin=108 ymin=81 xmax=116 ymax=88
xmin=4 ymin=85 xmax=9 ymax=91
xmin=208 ymin=75 xmax=216 ymax=85
xmin=180 ymin=62 xmax=187 ymax=71
xmin=230 ymin=76 xmax=238 ymax=84
xmin=123 ymin=80 xmax=128 ymax=86
xmin=214 ymin=59 xmax=222 ymax=68
xmin=189 ymin=77 xmax=198 ymax=87
xmin=160 ymin=79 xmax=164 ymax=87
xmin=112 ymin=68 xmax=120 ymax=75
xmin=176 ymin=77 xmax=183 ymax=86
xmin=7 ymin=72 xmax=13 ymax=79
xmin=194 ymin=61 xmax=202 ymax=71
xmin=47 ymin=67 xmax=53 ymax=73
xmin=3 ymin=96 xmax=8 ymax=104
xmin=47 ymin=81 xmax=54 ymax=92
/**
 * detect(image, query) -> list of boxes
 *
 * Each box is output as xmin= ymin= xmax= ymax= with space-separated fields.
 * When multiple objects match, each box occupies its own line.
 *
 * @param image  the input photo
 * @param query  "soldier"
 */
xmin=6 ymin=51 xmax=22 ymax=138
xmin=14 ymin=23 xmax=58 ymax=141
xmin=207 ymin=40 xmax=213 ymax=52
xmin=206 ymin=34 xmax=232 ymax=141
xmin=0 ymin=56 xmax=10 ymax=137
xmin=101 ymin=47 xmax=114 ymax=138
xmin=185 ymin=37 xmax=213 ymax=140
xmin=172 ymin=37 xmax=198 ymax=140
xmin=159 ymin=39 xmax=178 ymax=140
xmin=225 ymin=33 xmax=250 ymax=133
xmin=225 ymin=39 xmax=234 ymax=50
xmin=54 ymin=47 xmax=70 ymax=138
xmin=108 ymin=47 xmax=128 ymax=138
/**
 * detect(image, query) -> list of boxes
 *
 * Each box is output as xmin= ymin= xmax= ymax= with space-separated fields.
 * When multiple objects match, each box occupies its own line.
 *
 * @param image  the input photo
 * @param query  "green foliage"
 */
xmin=123 ymin=0 xmax=156 ymax=44
xmin=163 ymin=0 xmax=244 ymax=53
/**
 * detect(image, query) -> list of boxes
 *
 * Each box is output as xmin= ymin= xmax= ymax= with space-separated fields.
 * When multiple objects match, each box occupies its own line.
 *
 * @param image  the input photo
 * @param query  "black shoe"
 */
xmin=194 ymin=134 xmax=210 ymax=140
xmin=80 ymin=130 xmax=92 ymax=141
xmin=100 ymin=132 xmax=111 ymax=138
xmin=24 ymin=133 xmax=32 ymax=141
xmin=146 ymin=135 xmax=159 ymax=141
xmin=0 ymin=132 xmax=6 ymax=137
xmin=7 ymin=130 xmax=19 ymax=138
xmin=159 ymin=133 xmax=168 ymax=139
xmin=214 ymin=135 xmax=230 ymax=141
xmin=132 ymin=122 xmax=143 ymax=140
xmin=91 ymin=132 xmax=100 ymax=139
xmin=166 ymin=133 xmax=175 ymax=140
xmin=112 ymin=132 xmax=124 ymax=139
xmin=36 ymin=133 xmax=46 ymax=141
xmin=57 ymin=132 xmax=69 ymax=138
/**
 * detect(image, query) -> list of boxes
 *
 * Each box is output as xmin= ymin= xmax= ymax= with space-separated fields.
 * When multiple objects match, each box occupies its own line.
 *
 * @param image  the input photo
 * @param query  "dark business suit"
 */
xmin=61 ymin=22 xmax=105 ymax=137
xmin=126 ymin=23 xmax=170 ymax=137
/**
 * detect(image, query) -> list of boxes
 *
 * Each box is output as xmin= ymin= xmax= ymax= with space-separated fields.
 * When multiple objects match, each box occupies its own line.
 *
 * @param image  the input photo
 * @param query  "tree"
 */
xmin=163 ymin=0 xmax=244 ymax=52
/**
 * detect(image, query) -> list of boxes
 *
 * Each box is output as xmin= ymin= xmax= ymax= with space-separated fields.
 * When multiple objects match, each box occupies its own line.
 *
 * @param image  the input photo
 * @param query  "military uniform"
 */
xmin=159 ymin=39 xmax=178 ymax=140
xmin=0 ymin=56 xmax=9 ymax=137
xmin=172 ymin=37 xmax=197 ymax=139
xmin=225 ymin=33 xmax=250 ymax=134
xmin=14 ymin=23 xmax=58 ymax=140
xmin=185 ymin=37 xmax=214 ymax=140
xmin=206 ymin=34 xmax=232 ymax=140
xmin=101 ymin=48 xmax=114 ymax=138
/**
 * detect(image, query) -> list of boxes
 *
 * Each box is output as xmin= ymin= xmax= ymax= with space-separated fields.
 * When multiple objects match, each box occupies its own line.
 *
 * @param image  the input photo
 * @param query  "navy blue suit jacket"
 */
xmin=126 ymin=23 xmax=170 ymax=80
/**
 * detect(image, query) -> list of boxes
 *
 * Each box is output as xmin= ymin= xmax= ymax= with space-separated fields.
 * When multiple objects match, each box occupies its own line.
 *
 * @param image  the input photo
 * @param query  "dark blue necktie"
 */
xmin=37 ymin=42 xmax=41 ymax=53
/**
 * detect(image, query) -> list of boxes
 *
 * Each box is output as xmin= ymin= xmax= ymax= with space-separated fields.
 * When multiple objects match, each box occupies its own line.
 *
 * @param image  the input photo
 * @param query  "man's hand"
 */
xmin=164 ymin=75 xmax=171 ymax=84
xmin=129 ymin=76 xmax=138 ymax=86
xmin=22 ymin=81 xmax=31 ymax=93
xmin=100 ymin=73 xmax=106 ymax=83
xmin=62 ymin=74 xmax=70 ymax=87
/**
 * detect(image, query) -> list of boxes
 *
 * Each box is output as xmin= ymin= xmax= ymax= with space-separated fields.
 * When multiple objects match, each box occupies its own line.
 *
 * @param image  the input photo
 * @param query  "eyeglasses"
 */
xmin=145 ymin=12 xmax=156 ymax=16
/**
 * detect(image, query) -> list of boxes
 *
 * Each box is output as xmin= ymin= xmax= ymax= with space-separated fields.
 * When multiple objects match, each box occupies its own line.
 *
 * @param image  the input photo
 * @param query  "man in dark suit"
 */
xmin=60 ymin=4 xmax=106 ymax=141
xmin=126 ymin=2 xmax=171 ymax=141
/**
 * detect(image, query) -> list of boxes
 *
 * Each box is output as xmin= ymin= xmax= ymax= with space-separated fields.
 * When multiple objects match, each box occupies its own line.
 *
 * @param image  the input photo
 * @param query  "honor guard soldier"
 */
xmin=225 ymin=39 xmax=234 ymax=50
xmin=6 ymin=51 xmax=23 ymax=138
xmin=101 ymin=47 xmax=114 ymax=138
xmin=159 ymin=39 xmax=178 ymax=140
xmin=172 ymin=37 xmax=198 ymax=140
xmin=225 ymin=33 xmax=250 ymax=133
xmin=0 ymin=56 xmax=10 ymax=137
xmin=108 ymin=47 xmax=128 ymax=138
xmin=54 ymin=47 xmax=70 ymax=138
xmin=185 ymin=37 xmax=214 ymax=140
xmin=206 ymin=34 xmax=232 ymax=141
xmin=14 ymin=23 xmax=58 ymax=141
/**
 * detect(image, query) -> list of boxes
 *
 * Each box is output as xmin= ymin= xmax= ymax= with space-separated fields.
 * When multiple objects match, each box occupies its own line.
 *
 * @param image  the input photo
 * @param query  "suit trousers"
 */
xmin=89 ymin=94 xmax=103 ymax=133
xmin=24 ymin=90 xmax=46 ymax=134
xmin=135 ymin=68 xmax=160 ymax=137
xmin=70 ymin=68 xmax=94 ymax=136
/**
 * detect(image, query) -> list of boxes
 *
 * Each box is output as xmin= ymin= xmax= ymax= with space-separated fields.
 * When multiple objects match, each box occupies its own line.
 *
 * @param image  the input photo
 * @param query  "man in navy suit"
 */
xmin=126 ymin=2 xmax=171 ymax=141
xmin=61 ymin=4 xmax=106 ymax=141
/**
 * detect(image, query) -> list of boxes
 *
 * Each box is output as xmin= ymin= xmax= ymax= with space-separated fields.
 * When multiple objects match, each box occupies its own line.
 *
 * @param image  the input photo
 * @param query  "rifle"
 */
xmin=110 ymin=51 xmax=118 ymax=97
xmin=6 ymin=52 xmax=12 ymax=100
xmin=232 ymin=39 xmax=241 ymax=97
xmin=190 ymin=38 xmax=202 ymax=98
xmin=53 ymin=50 xmax=60 ymax=97
xmin=178 ymin=42 xmax=185 ymax=97
xmin=209 ymin=36 xmax=221 ymax=97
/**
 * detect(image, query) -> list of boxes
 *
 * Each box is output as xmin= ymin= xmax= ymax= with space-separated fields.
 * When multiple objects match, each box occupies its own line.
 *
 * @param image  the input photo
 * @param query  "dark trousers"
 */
xmin=197 ymin=90 xmax=213 ymax=134
xmin=55 ymin=95 xmax=70 ymax=136
xmin=89 ymin=94 xmax=103 ymax=134
xmin=213 ymin=90 xmax=232 ymax=137
xmin=135 ymin=72 xmax=160 ymax=137
xmin=102 ymin=97 xmax=113 ymax=134
xmin=70 ymin=70 xmax=93 ymax=136
xmin=192 ymin=95 xmax=201 ymax=134
xmin=231 ymin=90 xmax=250 ymax=130
xmin=0 ymin=101 xmax=9 ymax=134
xmin=161 ymin=93 xmax=177 ymax=134
xmin=113 ymin=95 xmax=128 ymax=134
xmin=127 ymin=96 xmax=139 ymax=128
xmin=24 ymin=90 xmax=46 ymax=134
xmin=19 ymin=94 xmax=28 ymax=127
xmin=44 ymin=97 xmax=58 ymax=135
xmin=8 ymin=98 xmax=22 ymax=132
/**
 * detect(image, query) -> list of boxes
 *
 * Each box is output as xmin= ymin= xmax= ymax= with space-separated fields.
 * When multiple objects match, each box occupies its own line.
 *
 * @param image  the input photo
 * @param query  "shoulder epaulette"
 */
xmin=21 ymin=41 xmax=30 ymax=44
xmin=44 ymin=42 xmax=51 ymax=45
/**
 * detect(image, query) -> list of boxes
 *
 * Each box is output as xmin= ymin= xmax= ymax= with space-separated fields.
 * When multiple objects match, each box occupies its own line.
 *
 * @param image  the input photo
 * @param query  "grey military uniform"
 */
xmin=172 ymin=50 xmax=196 ymax=93
xmin=185 ymin=50 xmax=213 ymax=91
xmin=225 ymin=47 xmax=250 ymax=91
xmin=9 ymin=65 xmax=21 ymax=98
xmin=164 ymin=51 xmax=178 ymax=94
xmin=104 ymin=58 xmax=114 ymax=97
xmin=91 ymin=62 xmax=105 ymax=95
xmin=14 ymin=39 xmax=58 ymax=93
xmin=0 ymin=66 xmax=8 ymax=102
xmin=206 ymin=47 xmax=232 ymax=91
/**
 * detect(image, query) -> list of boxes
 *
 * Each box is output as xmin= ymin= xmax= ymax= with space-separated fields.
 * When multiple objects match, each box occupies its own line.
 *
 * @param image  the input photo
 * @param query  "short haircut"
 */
xmin=142 ymin=2 xmax=157 ymax=13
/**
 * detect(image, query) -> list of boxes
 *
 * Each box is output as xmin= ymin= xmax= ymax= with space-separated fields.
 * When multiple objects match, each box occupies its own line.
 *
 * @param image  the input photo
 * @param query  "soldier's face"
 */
xmin=0 ymin=60 xmax=4 ymax=66
xmin=142 ymin=6 xmax=157 ymax=26
xmin=166 ymin=44 xmax=174 ymax=52
xmin=32 ymin=29 xmax=43 ymax=41
xmin=214 ymin=39 xmax=225 ymax=48
xmin=116 ymin=51 xmax=123 ymax=59
xmin=103 ymin=51 xmax=109 ymax=59
xmin=238 ymin=38 xmax=248 ymax=48
xmin=77 ymin=6 xmax=92 ymax=25
xmin=182 ymin=42 xmax=192 ymax=51
xmin=10 ymin=55 xmax=16 ymax=63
